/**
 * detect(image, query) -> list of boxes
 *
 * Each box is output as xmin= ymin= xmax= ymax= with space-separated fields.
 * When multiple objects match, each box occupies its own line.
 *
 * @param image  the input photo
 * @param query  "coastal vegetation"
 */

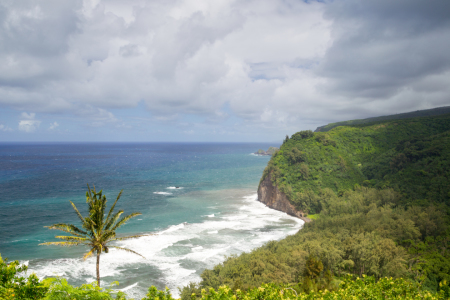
xmin=40 ymin=185 xmax=145 ymax=287
xmin=180 ymin=112 xmax=450 ymax=298
xmin=0 ymin=254 xmax=48 ymax=299
xmin=1 ymin=256 xmax=448 ymax=299
xmin=2 ymin=111 xmax=450 ymax=299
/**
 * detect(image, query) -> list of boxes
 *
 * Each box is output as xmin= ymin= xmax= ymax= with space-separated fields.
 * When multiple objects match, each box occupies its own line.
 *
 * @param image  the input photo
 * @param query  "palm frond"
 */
xmin=83 ymin=249 xmax=95 ymax=260
xmin=85 ymin=218 xmax=99 ymax=239
xmin=70 ymin=201 xmax=86 ymax=224
xmin=111 ymin=212 xmax=142 ymax=231
xmin=109 ymin=246 xmax=146 ymax=259
xmin=105 ymin=190 xmax=123 ymax=225
xmin=39 ymin=241 xmax=82 ymax=247
xmin=54 ymin=236 xmax=89 ymax=242
xmin=111 ymin=234 xmax=150 ymax=241
xmin=105 ymin=210 xmax=124 ymax=231
xmin=45 ymin=223 xmax=87 ymax=236
xmin=86 ymin=183 xmax=93 ymax=202
xmin=100 ymin=230 xmax=116 ymax=243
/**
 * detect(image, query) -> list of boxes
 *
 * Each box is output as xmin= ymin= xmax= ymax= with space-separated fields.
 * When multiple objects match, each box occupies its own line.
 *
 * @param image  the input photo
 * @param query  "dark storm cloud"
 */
xmin=319 ymin=0 xmax=450 ymax=99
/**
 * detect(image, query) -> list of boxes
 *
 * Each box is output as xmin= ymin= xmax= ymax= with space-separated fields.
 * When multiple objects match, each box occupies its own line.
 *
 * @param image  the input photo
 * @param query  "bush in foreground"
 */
xmin=0 ymin=254 xmax=48 ymax=300
xmin=44 ymin=278 xmax=126 ymax=300
xmin=1 ymin=254 xmax=126 ymax=300
xmin=173 ymin=276 xmax=448 ymax=300
xmin=3 ymin=253 xmax=448 ymax=299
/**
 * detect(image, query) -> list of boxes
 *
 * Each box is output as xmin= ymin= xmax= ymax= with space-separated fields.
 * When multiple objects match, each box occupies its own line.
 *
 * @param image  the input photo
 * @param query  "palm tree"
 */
xmin=40 ymin=184 xmax=145 ymax=287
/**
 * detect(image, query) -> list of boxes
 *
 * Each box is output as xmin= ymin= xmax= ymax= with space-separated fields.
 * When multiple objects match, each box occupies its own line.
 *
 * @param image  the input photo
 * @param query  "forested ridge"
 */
xmin=315 ymin=106 xmax=450 ymax=132
xmin=180 ymin=113 xmax=450 ymax=299
xmin=262 ymin=113 xmax=450 ymax=212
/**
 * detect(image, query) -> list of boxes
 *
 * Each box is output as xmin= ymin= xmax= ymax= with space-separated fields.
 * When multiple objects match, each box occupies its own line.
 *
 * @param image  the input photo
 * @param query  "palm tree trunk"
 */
xmin=96 ymin=251 xmax=101 ymax=287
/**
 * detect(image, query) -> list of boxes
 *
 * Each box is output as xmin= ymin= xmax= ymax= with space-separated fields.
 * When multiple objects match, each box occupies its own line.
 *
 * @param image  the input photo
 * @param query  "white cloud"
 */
xmin=49 ymin=121 xmax=59 ymax=130
xmin=0 ymin=0 xmax=330 ymax=126
xmin=21 ymin=112 xmax=36 ymax=119
xmin=115 ymin=122 xmax=132 ymax=129
xmin=19 ymin=120 xmax=41 ymax=132
xmin=75 ymin=105 xmax=118 ymax=127
xmin=0 ymin=124 xmax=13 ymax=131
xmin=0 ymin=0 xmax=449 ymax=139
xmin=18 ymin=112 xmax=41 ymax=132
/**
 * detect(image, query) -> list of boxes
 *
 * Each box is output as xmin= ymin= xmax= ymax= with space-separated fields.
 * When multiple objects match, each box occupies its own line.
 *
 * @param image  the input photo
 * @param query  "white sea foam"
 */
xmin=249 ymin=153 xmax=263 ymax=156
xmin=160 ymin=222 xmax=186 ymax=234
xmin=27 ymin=192 xmax=304 ymax=299
xmin=167 ymin=187 xmax=183 ymax=189
xmin=153 ymin=192 xmax=172 ymax=195
xmin=120 ymin=282 xmax=138 ymax=292
xmin=222 ymin=214 xmax=247 ymax=221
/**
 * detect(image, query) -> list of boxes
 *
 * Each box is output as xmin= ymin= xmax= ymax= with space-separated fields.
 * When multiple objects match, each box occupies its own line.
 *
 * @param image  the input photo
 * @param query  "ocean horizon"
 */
xmin=0 ymin=142 xmax=303 ymax=298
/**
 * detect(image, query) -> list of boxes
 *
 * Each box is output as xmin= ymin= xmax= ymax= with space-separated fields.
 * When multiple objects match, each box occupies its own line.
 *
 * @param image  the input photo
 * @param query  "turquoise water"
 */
xmin=0 ymin=143 xmax=303 ymax=298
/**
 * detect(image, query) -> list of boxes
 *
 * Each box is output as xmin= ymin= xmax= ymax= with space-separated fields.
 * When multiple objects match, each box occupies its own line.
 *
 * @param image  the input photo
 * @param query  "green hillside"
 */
xmin=180 ymin=112 xmax=450 ymax=299
xmin=263 ymin=113 xmax=450 ymax=214
xmin=315 ymin=106 xmax=450 ymax=132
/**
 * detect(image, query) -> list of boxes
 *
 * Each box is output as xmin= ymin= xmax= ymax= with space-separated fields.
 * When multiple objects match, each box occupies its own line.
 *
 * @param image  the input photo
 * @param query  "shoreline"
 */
xmin=257 ymin=174 xmax=312 ymax=223
xmin=24 ymin=190 xmax=303 ymax=299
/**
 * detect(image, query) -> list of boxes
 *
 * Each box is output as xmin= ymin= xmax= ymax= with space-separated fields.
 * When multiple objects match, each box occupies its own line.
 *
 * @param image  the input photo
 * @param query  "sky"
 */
xmin=0 ymin=0 xmax=449 ymax=142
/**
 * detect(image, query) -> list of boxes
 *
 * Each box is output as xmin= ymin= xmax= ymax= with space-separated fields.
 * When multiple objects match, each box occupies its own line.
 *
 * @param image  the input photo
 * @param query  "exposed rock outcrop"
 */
xmin=254 ymin=146 xmax=279 ymax=156
xmin=258 ymin=174 xmax=311 ymax=223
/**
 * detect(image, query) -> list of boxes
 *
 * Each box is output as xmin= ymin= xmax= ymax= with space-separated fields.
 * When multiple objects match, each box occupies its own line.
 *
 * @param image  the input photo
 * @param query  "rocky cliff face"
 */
xmin=258 ymin=174 xmax=311 ymax=223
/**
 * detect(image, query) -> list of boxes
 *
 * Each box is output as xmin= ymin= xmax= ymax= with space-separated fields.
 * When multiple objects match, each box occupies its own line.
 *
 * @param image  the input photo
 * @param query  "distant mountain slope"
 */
xmin=315 ymin=106 xmax=450 ymax=132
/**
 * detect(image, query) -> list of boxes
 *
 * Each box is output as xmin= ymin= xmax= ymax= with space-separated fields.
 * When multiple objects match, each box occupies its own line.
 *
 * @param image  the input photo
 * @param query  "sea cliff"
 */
xmin=257 ymin=174 xmax=311 ymax=223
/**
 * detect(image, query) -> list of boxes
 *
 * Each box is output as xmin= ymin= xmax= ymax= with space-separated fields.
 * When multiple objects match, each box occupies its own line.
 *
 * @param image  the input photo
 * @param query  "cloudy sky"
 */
xmin=0 ymin=0 xmax=449 ymax=142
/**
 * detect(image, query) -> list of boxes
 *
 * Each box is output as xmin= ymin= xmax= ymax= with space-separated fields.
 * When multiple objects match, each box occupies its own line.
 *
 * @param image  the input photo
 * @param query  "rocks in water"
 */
xmin=254 ymin=146 xmax=278 ymax=156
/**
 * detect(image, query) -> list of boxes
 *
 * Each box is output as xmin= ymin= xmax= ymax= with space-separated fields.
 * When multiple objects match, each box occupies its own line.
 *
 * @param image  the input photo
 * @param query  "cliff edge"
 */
xmin=257 ymin=174 xmax=311 ymax=223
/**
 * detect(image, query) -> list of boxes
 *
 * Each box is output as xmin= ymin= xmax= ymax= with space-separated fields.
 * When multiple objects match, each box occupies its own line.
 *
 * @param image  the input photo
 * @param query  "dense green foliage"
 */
xmin=3 ymin=255 xmax=446 ymax=300
xmin=264 ymin=114 xmax=450 ymax=213
xmin=182 ymin=187 xmax=450 ymax=296
xmin=1 ymin=255 xmax=127 ymax=299
xmin=0 ymin=254 xmax=48 ymax=300
xmin=44 ymin=278 xmax=126 ymax=300
xmin=181 ymin=113 xmax=450 ymax=298
xmin=177 ymin=276 xmax=449 ymax=299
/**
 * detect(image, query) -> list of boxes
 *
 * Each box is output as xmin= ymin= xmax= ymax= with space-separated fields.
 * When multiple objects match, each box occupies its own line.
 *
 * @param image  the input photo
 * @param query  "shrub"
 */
xmin=0 ymin=254 xmax=48 ymax=300
xmin=44 ymin=278 xmax=126 ymax=300
xmin=291 ymin=130 xmax=314 ymax=141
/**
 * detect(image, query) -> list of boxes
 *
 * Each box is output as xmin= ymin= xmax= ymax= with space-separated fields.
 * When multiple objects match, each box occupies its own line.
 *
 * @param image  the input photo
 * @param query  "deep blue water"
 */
xmin=0 ymin=142 xmax=303 ymax=298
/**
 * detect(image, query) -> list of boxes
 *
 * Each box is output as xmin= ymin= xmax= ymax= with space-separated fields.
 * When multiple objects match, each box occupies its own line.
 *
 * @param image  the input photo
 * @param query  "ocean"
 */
xmin=0 ymin=142 xmax=303 ymax=298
